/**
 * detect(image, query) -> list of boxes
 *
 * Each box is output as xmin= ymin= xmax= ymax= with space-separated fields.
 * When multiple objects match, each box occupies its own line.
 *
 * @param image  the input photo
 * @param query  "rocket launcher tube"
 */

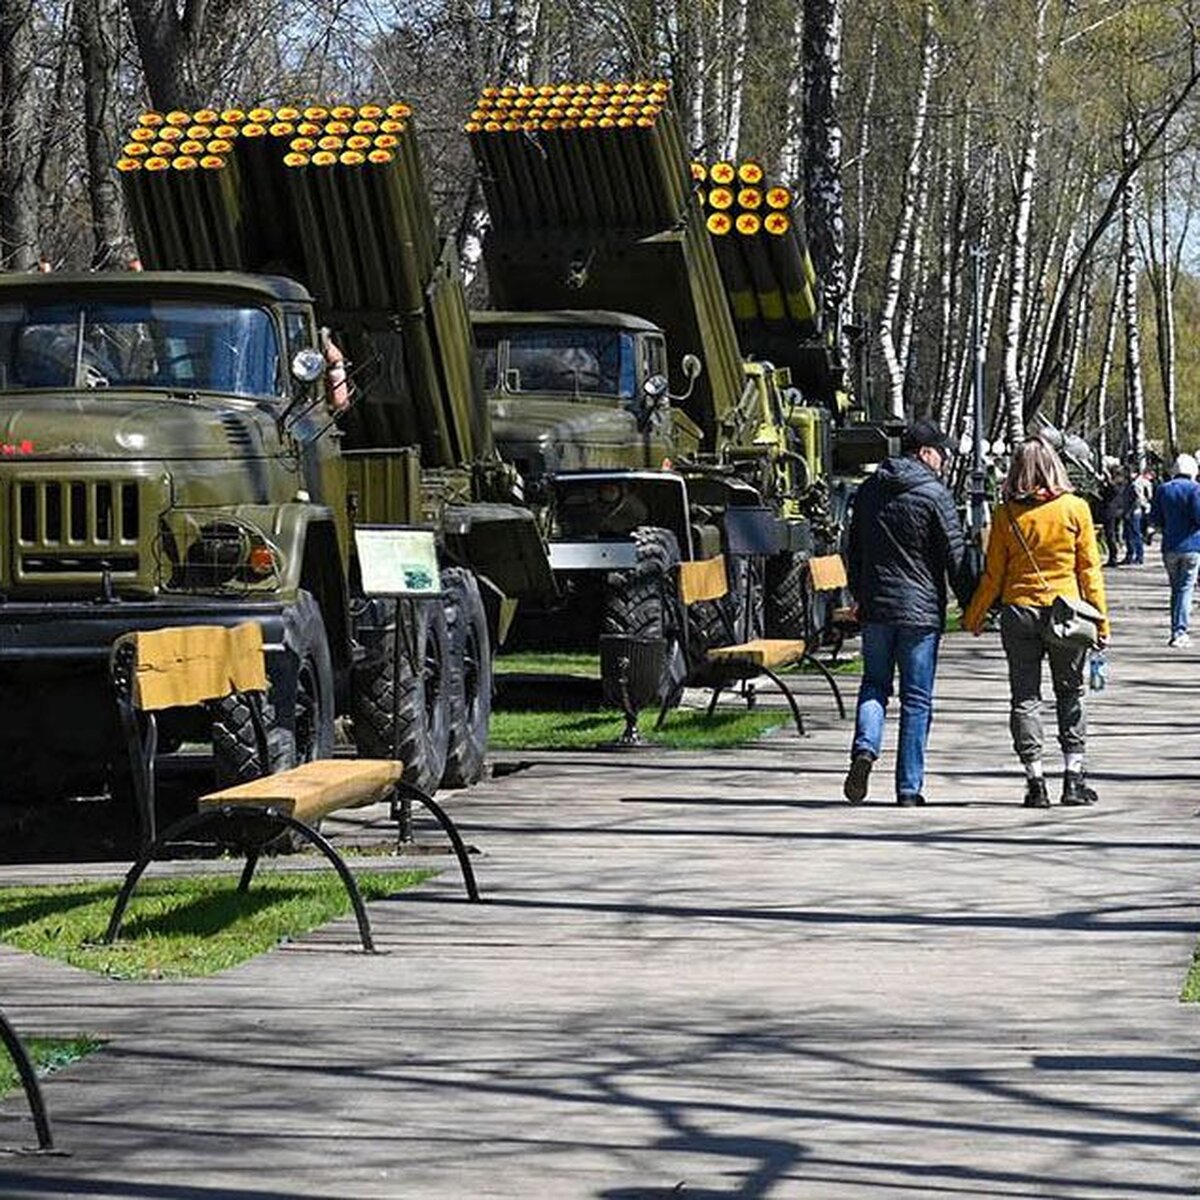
xmin=308 ymin=159 xmax=365 ymax=310
xmin=283 ymin=160 xmax=338 ymax=310
xmin=340 ymin=162 xmax=395 ymax=311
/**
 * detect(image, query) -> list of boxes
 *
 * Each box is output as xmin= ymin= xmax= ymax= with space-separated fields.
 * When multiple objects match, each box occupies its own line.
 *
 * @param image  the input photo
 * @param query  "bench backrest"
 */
xmin=679 ymin=555 xmax=729 ymax=605
xmin=808 ymin=553 xmax=848 ymax=592
xmin=117 ymin=623 xmax=267 ymax=712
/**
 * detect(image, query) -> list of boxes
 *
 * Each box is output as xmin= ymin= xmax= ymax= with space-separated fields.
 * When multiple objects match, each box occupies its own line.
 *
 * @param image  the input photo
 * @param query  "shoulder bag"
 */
xmin=1004 ymin=503 xmax=1104 ymax=649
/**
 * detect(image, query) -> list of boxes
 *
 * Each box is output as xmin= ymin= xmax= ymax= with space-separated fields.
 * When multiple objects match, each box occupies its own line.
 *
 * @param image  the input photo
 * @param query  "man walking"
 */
xmin=1149 ymin=453 xmax=1200 ymax=647
xmin=843 ymin=419 xmax=976 ymax=805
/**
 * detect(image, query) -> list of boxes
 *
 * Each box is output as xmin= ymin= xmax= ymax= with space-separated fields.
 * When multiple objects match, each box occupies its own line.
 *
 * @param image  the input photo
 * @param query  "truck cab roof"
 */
xmin=0 ymin=271 xmax=313 ymax=307
xmin=472 ymin=309 xmax=662 ymax=335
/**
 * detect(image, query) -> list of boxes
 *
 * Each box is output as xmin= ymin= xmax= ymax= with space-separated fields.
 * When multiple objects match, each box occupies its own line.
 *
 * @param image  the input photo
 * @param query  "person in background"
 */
xmin=842 ymin=418 xmax=976 ymax=807
xmin=1148 ymin=453 xmax=1200 ymax=648
xmin=1101 ymin=465 xmax=1128 ymax=567
xmin=321 ymin=330 xmax=352 ymax=412
xmin=1123 ymin=465 xmax=1152 ymax=565
xmin=964 ymin=437 xmax=1109 ymax=807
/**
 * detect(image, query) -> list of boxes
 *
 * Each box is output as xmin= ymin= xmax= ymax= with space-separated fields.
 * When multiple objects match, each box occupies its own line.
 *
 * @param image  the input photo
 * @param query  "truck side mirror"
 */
xmin=682 ymin=354 xmax=702 ymax=381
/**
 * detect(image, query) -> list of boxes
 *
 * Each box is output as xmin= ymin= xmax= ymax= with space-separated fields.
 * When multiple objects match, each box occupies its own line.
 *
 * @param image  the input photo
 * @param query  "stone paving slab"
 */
xmin=0 ymin=565 xmax=1197 ymax=1197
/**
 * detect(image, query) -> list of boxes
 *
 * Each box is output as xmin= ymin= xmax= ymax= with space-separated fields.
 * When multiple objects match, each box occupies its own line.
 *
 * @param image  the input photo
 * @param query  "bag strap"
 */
xmin=1004 ymin=503 xmax=1052 ymax=592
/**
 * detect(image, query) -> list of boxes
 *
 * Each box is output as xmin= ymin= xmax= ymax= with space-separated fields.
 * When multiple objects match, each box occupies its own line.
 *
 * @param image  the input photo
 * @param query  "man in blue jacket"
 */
xmin=1149 ymin=453 xmax=1200 ymax=647
xmin=844 ymin=418 xmax=976 ymax=806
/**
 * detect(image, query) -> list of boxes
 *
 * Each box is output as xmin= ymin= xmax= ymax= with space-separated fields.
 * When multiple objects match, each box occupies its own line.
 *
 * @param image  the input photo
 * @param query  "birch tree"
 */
xmin=802 ymin=0 xmax=847 ymax=363
xmin=877 ymin=0 xmax=935 ymax=420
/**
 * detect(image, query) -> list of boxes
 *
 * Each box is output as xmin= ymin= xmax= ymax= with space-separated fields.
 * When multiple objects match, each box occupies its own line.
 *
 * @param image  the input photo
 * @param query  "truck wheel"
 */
xmin=441 ymin=568 xmax=492 ymax=789
xmin=351 ymin=597 xmax=451 ymax=794
xmin=765 ymin=551 xmax=811 ymax=641
xmin=601 ymin=526 xmax=687 ymax=710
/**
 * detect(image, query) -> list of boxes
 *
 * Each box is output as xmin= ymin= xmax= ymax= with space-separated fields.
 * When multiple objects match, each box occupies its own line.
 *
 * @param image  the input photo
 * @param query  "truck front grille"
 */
xmin=15 ymin=480 xmax=142 ymax=575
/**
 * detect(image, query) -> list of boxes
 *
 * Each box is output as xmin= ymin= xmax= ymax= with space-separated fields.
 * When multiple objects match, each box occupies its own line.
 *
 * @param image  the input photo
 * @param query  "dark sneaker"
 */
xmin=896 ymin=793 xmax=926 ymax=806
xmin=843 ymin=753 xmax=873 ymax=803
xmin=1023 ymin=777 xmax=1050 ymax=808
xmin=1061 ymin=771 xmax=1099 ymax=806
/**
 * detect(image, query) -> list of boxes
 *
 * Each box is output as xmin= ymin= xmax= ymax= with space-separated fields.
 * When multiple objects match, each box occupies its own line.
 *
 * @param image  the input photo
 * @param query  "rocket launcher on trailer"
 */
xmin=0 ymin=100 xmax=553 ymax=853
xmin=463 ymin=81 xmax=846 ymax=703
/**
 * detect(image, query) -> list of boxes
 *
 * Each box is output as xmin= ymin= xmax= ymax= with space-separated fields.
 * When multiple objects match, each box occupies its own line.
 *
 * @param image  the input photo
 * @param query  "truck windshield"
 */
xmin=0 ymin=300 xmax=281 ymax=398
xmin=475 ymin=326 xmax=636 ymax=399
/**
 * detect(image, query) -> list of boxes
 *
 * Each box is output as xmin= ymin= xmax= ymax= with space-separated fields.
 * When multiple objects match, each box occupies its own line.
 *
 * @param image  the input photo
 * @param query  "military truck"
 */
xmin=0 ymin=101 xmax=552 ymax=848
xmin=464 ymin=82 xmax=845 ymax=697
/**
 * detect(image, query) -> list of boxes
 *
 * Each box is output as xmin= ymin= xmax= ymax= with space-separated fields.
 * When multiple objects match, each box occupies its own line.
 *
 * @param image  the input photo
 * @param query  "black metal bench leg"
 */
xmin=706 ymin=683 xmax=724 ymax=718
xmin=801 ymin=651 xmax=847 ymax=719
xmin=103 ymin=810 xmax=219 ymax=945
xmin=237 ymin=852 xmax=260 ymax=894
xmin=394 ymin=783 xmax=481 ymax=903
xmin=760 ymin=667 xmax=806 ymax=737
xmin=262 ymin=814 xmax=376 ymax=952
xmin=0 ymin=1011 xmax=53 ymax=1152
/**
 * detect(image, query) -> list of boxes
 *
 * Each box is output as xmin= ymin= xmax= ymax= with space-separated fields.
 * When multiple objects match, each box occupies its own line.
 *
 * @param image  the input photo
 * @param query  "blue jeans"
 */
xmin=1125 ymin=512 xmax=1144 ymax=563
xmin=1163 ymin=550 xmax=1200 ymax=636
xmin=852 ymin=622 xmax=941 ymax=798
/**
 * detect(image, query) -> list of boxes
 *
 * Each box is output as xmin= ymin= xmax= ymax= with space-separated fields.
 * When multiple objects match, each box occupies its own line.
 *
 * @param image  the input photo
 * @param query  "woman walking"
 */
xmin=963 ymin=438 xmax=1109 ymax=807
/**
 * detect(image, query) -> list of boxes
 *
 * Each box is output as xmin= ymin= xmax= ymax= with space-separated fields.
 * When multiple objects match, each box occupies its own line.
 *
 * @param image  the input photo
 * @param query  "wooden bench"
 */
xmin=103 ymin=625 xmax=480 ymax=954
xmin=656 ymin=553 xmax=848 ymax=735
xmin=0 ymin=1009 xmax=54 ymax=1152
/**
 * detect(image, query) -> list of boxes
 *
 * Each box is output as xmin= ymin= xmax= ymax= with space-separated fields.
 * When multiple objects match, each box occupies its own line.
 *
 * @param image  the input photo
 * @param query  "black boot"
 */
xmin=1061 ymin=771 xmax=1099 ymax=806
xmin=1023 ymin=777 xmax=1050 ymax=808
xmin=843 ymin=753 xmax=873 ymax=803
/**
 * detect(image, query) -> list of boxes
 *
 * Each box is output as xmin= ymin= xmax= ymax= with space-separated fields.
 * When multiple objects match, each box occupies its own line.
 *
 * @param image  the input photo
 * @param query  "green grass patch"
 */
xmin=490 ymin=707 xmax=783 ymax=750
xmin=494 ymin=651 xmax=600 ymax=677
xmin=0 ymin=1036 xmax=102 ymax=1099
xmin=1181 ymin=946 xmax=1200 ymax=1002
xmin=0 ymin=869 xmax=430 ymax=980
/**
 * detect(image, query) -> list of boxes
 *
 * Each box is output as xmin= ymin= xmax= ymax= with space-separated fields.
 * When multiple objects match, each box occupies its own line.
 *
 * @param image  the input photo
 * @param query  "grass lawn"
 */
xmin=1182 ymin=949 xmax=1200 ymax=1002
xmin=495 ymin=651 xmax=600 ymax=677
xmin=490 ymin=707 xmax=784 ymax=750
xmin=0 ymin=1036 xmax=102 ymax=1100
xmin=0 ymin=868 xmax=430 ymax=980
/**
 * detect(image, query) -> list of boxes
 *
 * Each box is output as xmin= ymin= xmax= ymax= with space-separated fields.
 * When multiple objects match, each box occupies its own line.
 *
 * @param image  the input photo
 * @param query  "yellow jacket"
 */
xmin=963 ymin=492 xmax=1109 ymax=638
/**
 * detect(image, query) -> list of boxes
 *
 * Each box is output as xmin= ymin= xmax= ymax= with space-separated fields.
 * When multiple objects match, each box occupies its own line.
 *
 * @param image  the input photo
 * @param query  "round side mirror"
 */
xmin=681 ymin=353 xmax=702 ymax=380
xmin=643 ymin=373 xmax=669 ymax=399
xmin=291 ymin=347 xmax=326 ymax=384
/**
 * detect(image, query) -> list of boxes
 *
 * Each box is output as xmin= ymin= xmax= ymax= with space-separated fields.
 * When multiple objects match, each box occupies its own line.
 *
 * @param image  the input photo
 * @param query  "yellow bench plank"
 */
xmin=131 ymin=623 xmax=267 ymax=711
xmin=808 ymin=554 xmax=847 ymax=592
xmin=706 ymin=638 xmax=807 ymax=671
xmin=679 ymin=555 xmax=728 ymax=605
xmin=198 ymin=759 xmax=404 ymax=827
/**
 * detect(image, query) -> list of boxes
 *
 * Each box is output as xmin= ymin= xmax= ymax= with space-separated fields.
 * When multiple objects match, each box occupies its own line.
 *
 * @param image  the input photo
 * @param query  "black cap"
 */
xmin=901 ymin=417 xmax=955 ymax=456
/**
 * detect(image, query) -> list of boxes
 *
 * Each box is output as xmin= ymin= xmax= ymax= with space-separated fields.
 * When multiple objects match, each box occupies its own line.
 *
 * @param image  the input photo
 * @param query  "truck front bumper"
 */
xmin=0 ymin=598 xmax=290 ymax=665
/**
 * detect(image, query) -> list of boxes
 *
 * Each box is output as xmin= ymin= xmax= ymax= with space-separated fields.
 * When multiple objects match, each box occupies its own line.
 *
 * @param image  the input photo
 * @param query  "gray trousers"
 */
xmin=999 ymin=604 xmax=1087 ymax=761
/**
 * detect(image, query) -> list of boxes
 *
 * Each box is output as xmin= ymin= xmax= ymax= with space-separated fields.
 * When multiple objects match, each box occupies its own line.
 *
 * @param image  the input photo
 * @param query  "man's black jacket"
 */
xmin=847 ymin=455 xmax=976 ymax=628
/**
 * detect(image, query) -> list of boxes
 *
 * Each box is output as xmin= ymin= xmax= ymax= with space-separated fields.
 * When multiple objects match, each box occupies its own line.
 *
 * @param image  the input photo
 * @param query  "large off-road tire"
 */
xmin=351 ymin=596 xmax=451 ymax=794
xmin=765 ymin=550 xmax=812 ymax=642
xmin=441 ymin=568 xmax=492 ymax=789
xmin=211 ymin=591 xmax=334 ymax=848
xmin=601 ymin=526 xmax=687 ymax=710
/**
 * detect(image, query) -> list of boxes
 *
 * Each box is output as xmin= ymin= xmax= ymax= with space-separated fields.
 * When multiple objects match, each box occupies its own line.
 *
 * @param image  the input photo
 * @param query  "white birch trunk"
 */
xmin=780 ymin=1 xmax=806 ymax=187
xmin=1120 ymin=120 xmax=1146 ymax=466
xmin=878 ymin=1 xmax=935 ymax=421
xmin=1095 ymin=273 xmax=1121 ymax=463
xmin=1001 ymin=0 xmax=1048 ymax=444
xmin=897 ymin=136 xmax=933 ymax=408
xmin=844 ymin=22 xmax=877 ymax=307
xmin=687 ymin=0 xmax=706 ymax=154
xmin=722 ymin=0 xmax=749 ymax=160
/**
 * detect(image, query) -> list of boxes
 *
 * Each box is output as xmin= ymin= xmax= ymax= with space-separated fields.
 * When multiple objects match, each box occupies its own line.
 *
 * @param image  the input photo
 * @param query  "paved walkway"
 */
xmin=1 ymin=566 xmax=1198 ymax=1198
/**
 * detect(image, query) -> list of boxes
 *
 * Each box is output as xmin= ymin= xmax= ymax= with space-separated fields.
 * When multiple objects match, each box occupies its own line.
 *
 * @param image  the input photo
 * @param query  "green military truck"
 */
xmin=464 ymin=82 xmax=845 ymax=699
xmin=0 ymin=101 xmax=552 ymax=849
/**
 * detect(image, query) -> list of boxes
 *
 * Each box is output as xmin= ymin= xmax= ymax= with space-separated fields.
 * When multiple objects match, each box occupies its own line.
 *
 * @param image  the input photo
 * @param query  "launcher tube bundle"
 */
xmin=464 ymin=81 xmax=745 ymax=448
xmin=698 ymin=160 xmax=819 ymax=339
xmin=117 ymin=103 xmax=485 ymax=467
